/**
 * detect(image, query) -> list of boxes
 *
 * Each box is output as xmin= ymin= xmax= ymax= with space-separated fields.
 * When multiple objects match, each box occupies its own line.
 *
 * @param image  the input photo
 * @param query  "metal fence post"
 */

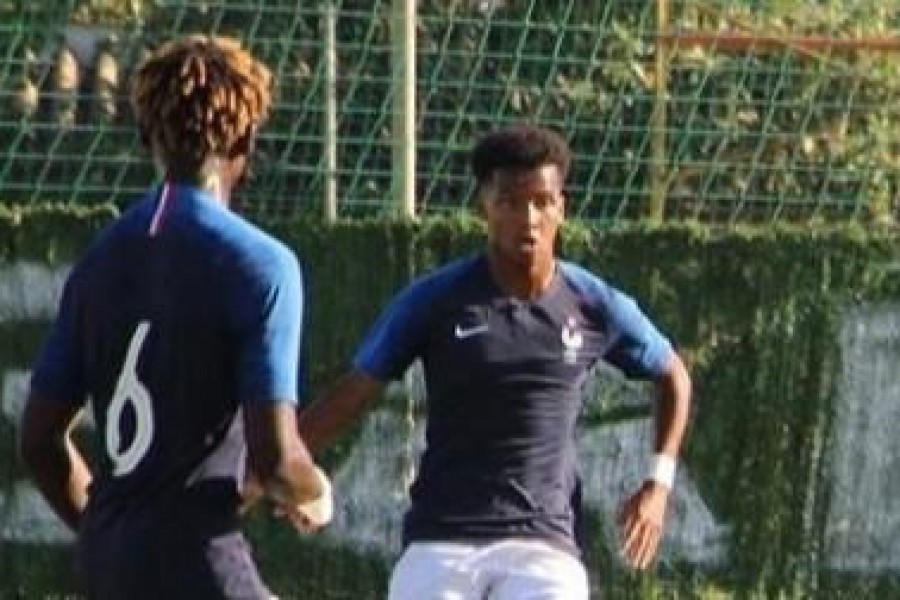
xmin=323 ymin=1 xmax=338 ymax=223
xmin=391 ymin=0 xmax=416 ymax=220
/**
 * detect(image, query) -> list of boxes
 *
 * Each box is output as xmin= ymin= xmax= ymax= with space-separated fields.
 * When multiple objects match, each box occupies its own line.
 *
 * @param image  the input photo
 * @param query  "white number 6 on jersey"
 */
xmin=105 ymin=321 xmax=155 ymax=476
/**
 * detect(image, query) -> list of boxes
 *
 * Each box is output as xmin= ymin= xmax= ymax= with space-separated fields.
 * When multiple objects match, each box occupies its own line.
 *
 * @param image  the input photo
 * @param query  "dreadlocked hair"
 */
xmin=130 ymin=35 xmax=272 ymax=174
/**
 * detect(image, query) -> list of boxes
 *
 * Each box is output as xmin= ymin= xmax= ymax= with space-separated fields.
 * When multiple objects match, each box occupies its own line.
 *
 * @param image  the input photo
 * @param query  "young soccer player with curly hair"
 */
xmin=21 ymin=35 xmax=331 ymax=600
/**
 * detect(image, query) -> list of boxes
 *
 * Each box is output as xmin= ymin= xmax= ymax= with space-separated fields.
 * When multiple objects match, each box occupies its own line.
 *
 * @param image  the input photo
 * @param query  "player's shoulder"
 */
xmin=225 ymin=216 xmax=294 ymax=263
xmin=177 ymin=198 xmax=298 ymax=278
xmin=223 ymin=219 xmax=300 ymax=285
xmin=558 ymin=260 xmax=641 ymax=313
xmin=84 ymin=189 xmax=153 ymax=244
xmin=558 ymin=261 xmax=654 ymax=328
xmin=66 ymin=191 xmax=157 ymax=278
xmin=401 ymin=254 xmax=481 ymax=304
xmin=558 ymin=260 xmax=617 ymax=300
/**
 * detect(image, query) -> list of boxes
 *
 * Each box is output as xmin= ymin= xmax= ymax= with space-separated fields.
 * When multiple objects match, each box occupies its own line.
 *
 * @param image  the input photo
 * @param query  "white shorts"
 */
xmin=387 ymin=539 xmax=590 ymax=600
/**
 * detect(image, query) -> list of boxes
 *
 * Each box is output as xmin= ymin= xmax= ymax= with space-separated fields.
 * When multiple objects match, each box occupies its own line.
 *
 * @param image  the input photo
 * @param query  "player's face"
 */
xmin=480 ymin=163 xmax=565 ymax=267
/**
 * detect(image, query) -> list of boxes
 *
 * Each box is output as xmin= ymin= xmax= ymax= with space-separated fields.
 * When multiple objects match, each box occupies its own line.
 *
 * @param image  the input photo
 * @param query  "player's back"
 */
xmin=68 ymin=183 xmax=297 ymax=532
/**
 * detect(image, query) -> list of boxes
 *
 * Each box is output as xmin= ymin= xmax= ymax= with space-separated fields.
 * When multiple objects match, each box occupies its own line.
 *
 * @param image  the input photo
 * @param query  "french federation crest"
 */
xmin=561 ymin=316 xmax=583 ymax=365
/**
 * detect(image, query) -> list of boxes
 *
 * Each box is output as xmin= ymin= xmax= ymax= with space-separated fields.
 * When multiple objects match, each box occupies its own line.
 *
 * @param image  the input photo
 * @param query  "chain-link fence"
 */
xmin=1 ymin=1 xmax=898 ymax=220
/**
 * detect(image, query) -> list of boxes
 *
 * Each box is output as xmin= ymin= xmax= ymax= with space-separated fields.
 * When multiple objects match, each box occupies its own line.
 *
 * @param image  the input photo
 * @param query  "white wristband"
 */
xmin=648 ymin=454 xmax=676 ymax=489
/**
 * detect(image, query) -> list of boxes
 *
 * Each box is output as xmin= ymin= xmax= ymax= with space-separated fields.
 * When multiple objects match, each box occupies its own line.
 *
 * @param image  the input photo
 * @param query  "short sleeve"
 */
xmin=560 ymin=262 xmax=673 ymax=380
xmin=353 ymin=282 xmax=430 ymax=381
xmin=603 ymin=288 xmax=673 ymax=379
xmin=232 ymin=244 xmax=304 ymax=405
xmin=30 ymin=272 xmax=86 ymax=406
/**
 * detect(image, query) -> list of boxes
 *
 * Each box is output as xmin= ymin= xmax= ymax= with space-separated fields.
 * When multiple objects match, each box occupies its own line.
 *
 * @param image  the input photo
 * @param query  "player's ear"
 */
xmin=228 ymin=126 xmax=258 ymax=189
xmin=475 ymin=175 xmax=495 ymax=219
xmin=230 ymin=125 xmax=257 ymax=160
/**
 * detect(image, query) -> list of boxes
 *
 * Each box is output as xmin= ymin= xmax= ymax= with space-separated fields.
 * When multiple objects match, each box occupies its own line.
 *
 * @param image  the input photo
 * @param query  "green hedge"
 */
xmin=1 ymin=206 xmax=899 ymax=598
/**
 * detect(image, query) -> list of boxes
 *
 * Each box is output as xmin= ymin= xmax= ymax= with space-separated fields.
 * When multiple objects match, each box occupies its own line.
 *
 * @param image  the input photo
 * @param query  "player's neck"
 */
xmin=164 ymin=170 xmax=232 ymax=205
xmin=160 ymin=156 xmax=233 ymax=205
xmin=486 ymin=250 xmax=556 ymax=300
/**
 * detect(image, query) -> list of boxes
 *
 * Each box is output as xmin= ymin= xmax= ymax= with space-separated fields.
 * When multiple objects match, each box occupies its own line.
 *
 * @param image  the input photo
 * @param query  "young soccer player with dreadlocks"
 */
xmin=20 ymin=35 xmax=331 ymax=599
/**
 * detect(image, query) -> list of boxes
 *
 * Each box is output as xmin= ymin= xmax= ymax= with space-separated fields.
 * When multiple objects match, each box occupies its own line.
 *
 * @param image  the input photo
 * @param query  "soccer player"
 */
xmin=19 ymin=35 xmax=330 ymax=600
xmin=297 ymin=124 xmax=692 ymax=599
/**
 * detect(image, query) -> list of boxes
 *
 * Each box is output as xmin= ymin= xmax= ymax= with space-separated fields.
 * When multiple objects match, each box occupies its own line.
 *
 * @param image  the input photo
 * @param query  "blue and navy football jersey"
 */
xmin=354 ymin=255 xmax=673 ymax=555
xmin=30 ymin=182 xmax=303 ymax=530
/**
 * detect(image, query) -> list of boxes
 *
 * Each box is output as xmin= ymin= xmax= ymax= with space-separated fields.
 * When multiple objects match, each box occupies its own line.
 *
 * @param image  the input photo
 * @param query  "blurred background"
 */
xmin=1 ymin=2 xmax=899 ymax=598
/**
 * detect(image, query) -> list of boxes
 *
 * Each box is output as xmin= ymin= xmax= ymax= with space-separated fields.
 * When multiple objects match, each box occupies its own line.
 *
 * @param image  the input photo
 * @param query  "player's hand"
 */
xmin=617 ymin=480 xmax=670 ymax=570
xmin=273 ymin=503 xmax=318 ymax=533
xmin=272 ymin=466 xmax=333 ymax=534
xmin=238 ymin=470 xmax=265 ymax=515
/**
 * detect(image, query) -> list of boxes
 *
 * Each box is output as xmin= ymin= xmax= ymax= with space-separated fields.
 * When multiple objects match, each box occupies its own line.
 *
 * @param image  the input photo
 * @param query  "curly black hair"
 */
xmin=472 ymin=124 xmax=571 ymax=187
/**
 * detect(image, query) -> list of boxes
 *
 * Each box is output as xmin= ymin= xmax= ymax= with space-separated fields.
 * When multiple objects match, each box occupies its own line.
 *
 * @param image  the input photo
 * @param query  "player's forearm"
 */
xmin=297 ymin=371 xmax=382 ymax=455
xmin=296 ymin=398 xmax=364 ymax=456
xmin=261 ymin=448 xmax=322 ymax=507
xmin=653 ymin=352 xmax=692 ymax=458
xmin=244 ymin=404 xmax=322 ymax=505
xmin=21 ymin=435 xmax=91 ymax=532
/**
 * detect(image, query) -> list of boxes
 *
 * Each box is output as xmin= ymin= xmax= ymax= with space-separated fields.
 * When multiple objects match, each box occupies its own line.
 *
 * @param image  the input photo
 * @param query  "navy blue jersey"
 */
xmin=354 ymin=255 xmax=672 ymax=554
xmin=30 ymin=183 xmax=303 ymax=532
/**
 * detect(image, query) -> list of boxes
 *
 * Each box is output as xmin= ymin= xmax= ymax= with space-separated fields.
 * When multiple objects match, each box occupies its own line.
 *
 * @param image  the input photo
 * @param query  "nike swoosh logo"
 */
xmin=454 ymin=324 xmax=489 ymax=339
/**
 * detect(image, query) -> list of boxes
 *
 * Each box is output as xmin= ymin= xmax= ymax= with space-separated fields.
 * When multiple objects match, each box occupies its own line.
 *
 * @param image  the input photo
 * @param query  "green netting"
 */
xmin=0 ymin=1 xmax=898 ymax=221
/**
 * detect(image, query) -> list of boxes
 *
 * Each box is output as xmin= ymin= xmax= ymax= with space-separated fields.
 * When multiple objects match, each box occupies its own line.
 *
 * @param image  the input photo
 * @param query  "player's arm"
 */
xmin=652 ymin=351 xmax=691 ymax=462
xmin=232 ymin=246 xmax=329 ymax=528
xmin=297 ymin=371 xmax=385 ymax=455
xmin=243 ymin=403 xmax=324 ymax=522
xmin=298 ymin=278 xmax=427 ymax=455
xmin=242 ymin=375 xmax=381 ymax=520
xmin=19 ymin=395 xmax=92 ymax=532
xmin=619 ymin=350 xmax=691 ymax=569
xmin=19 ymin=273 xmax=91 ymax=532
xmin=596 ymin=284 xmax=693 ymax=569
